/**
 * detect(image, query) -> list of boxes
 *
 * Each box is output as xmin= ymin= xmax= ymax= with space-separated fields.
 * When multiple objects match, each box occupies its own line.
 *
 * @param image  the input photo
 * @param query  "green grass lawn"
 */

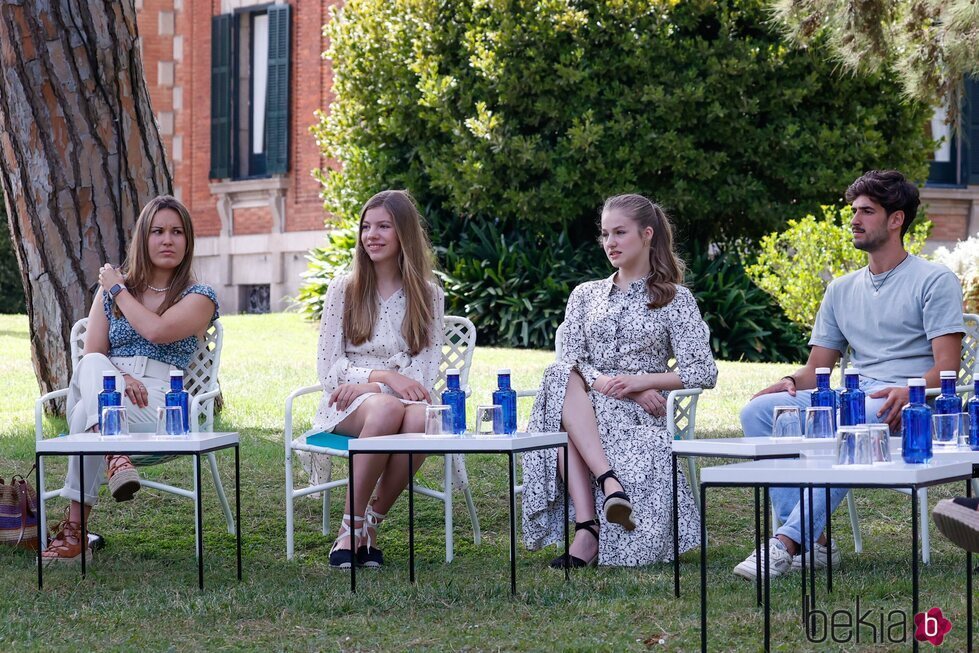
xmin=0 ymin=313 xmax=972 ymax=651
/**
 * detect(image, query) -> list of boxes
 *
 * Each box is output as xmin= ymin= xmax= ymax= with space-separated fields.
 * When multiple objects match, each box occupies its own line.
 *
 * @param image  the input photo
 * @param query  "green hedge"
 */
xmin=313 ymin=0 xmax=931 ymax=243
xmin=686 ymin=244 xmax=808 ymax=363
xmin=746 ymin=205 xmax=931 ymax=330
xmin=295 ymin=219 xmax=807 ymax=361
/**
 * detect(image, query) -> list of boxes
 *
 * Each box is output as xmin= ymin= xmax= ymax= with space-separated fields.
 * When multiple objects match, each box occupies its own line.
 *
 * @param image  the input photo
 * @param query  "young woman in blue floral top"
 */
xmin=43 ymin=195 xmax=219 ymax=562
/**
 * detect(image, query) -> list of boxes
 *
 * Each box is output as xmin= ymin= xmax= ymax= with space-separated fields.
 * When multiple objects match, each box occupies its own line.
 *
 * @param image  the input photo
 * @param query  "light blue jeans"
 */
xmin=739 ymin=382 xmax=889 ymax=549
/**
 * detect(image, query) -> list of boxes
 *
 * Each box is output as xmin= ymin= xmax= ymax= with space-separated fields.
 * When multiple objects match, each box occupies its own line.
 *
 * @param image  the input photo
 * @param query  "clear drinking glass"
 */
xmin=475 ymin=405 xmax=504 ymax=437
xmin=854 ymin=427 xmax=873 ymax=464
xmin=424 ymin=405 xmax=452 ymax=437
xmin=100 ymin=406 xmax=129 ymax=437
xmin=932 ymin=413 xmax=959 ymax=448
xmin=155 ymin=406 xmax=187 ymax=436
xmin=772 ymin=406 xmax=803 ymax=438
xmin=959 ymin=413 xmax=971 ymax=448
xmin=835 ymin=425 xmax=869 ymax=465
xmin=805 ymin=406 xmax=834 ymax=439
xmin=867 ymin=424 xmax=891 ymax=463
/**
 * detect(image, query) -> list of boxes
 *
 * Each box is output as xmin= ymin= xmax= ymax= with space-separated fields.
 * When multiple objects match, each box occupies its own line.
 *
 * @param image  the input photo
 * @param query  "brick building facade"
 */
xmin=922 ymin=85 xmax=979 ymax=249
xmin=135 ymin=0 xmax=339 ymax=313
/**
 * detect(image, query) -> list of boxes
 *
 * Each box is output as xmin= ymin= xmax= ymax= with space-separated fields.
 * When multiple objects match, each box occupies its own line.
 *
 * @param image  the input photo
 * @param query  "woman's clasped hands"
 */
xmin=328 ymin=370 xmax=431 ymax=410
xmin=98 ymin=263 xmax=125 ymax=290
xmin=594 ymin=374 xmax=666 ymax=417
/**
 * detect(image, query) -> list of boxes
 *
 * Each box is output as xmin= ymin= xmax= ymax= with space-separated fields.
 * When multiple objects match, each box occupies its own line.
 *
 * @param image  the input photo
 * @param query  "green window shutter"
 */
xmin=967 ymin=77 xmax=979 ymax=185
xmin=209 ymin=14 xmax=234 ymax=179
xmin=265 ymin=4 xmax=291 ymax=175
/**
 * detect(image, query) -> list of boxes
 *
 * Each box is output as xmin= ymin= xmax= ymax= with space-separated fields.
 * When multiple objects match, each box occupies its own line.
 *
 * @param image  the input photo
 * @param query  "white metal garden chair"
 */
xmin=830 ymin=312 xmax=979 ymax=564
xmin=34 ymin=318 xmax=235 ymax=550
xmin=514 ymin=322 xmax=706 ymax=506
xmin=284 ymin=315 xmax=482 ymax=563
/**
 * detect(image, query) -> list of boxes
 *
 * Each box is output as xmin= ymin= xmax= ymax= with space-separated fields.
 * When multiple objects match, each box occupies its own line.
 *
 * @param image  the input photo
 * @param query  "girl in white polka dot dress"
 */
xmin=313 ymin=190 xmax=444 ymax=569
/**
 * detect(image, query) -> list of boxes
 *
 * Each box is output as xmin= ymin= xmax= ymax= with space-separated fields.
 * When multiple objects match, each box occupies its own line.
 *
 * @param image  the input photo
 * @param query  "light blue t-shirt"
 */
xmin=809 ymin=254 xmax=964 ymax=386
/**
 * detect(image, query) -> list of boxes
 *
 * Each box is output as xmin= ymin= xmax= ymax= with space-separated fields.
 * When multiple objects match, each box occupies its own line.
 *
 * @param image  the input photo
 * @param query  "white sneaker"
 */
xmin=733 ymin=538 xmax=793 ymax=580
xmin=791 ymin=540 xmax=841 ymax=570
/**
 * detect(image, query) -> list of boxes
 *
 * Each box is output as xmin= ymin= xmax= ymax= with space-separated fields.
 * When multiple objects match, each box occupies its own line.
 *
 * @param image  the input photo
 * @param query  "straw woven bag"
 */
xmin=0 ymin=470 xmax=40 ymax=551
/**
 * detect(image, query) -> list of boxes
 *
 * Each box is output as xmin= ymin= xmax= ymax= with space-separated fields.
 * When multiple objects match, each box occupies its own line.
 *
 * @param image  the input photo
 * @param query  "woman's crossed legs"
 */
xmin=331 ymin=394 xmax=428 ymax=553
xmin=558 ymin=370 xmax=629 ymax=563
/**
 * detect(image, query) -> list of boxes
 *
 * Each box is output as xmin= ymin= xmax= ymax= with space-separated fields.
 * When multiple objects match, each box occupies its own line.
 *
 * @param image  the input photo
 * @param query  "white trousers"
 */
xmin=62 ymin=353 xmax=172 ymax=505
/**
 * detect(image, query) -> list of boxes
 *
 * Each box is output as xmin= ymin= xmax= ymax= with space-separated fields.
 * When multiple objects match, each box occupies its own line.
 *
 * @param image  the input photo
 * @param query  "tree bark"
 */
xmin=0 ymin=0 xmax=171 ymax=402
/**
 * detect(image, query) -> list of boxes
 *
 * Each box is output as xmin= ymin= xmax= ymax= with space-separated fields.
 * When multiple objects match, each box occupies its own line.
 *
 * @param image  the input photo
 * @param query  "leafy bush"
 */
xmin=313 ymin=0 xmax=932 ymax=244
xmin=745 ymin=205 xmax=931 ymax=329
xmin=933 ymin=236 xmax=979 ymax=314
xmin=295 ymin=218 xmax=809 ymax=362
xmin=0 ymin=196 xmax=26 ymax=314
xmin=436 ymin=221 xmax=607 ymax=349
xmin=290 ymin=221 xmax=358 ymax=319
xmin=687 ymin=244 xmax=808 ymax=363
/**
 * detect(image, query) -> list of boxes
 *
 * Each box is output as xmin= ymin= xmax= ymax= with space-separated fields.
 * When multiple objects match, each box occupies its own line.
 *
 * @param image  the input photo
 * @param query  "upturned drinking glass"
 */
xmin=772 ymin=406 xmax=803 ymax=438
xmin=424 ymin=405 xmax=452 ymax=437
xmin=836 ymin=425 xmax=870 ymax=465
xmin=867 ymin=424 xmax=891 ymax=463
xmin=932 ymin=413 xmax=959 ymax=448
xmin=100 ymin=406 xmax=129 ymax=437
xmin=155 ymin=406 xmax=186 ymax=436
xmin=475 ymin=404 xmax=504 ymax=437
xmin=805 ymin=406 xmax=834 ymax=439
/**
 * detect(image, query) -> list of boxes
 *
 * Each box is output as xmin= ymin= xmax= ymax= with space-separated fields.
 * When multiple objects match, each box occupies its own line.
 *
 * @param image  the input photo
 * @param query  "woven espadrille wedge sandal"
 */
xmin=596 ymin=469 xmax=636 ymax=531
xmin=106 ymin=454 xmax=140 ymax=502
xmin=329 ymin=514 xmax=365 ymax=570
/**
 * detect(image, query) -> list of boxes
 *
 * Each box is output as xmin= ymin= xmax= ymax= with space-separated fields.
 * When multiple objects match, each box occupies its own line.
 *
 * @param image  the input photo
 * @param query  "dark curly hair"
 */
xmin=844 ymin=170 xmax=920 ymax=237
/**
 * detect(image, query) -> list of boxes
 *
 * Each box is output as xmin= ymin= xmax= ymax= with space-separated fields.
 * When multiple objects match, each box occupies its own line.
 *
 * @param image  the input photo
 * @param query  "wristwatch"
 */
xmin=109 ymin=283 xmax=127 ymax=299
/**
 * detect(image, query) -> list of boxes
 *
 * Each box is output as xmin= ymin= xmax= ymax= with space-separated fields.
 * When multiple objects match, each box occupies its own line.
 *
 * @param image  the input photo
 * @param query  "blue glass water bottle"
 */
xmin=97 ymin=371 xmax=121 ymax=433
xmin=968 ymin=380 xmax=979 ymax=450
xmin=811 ymin=366 xmax=838 ymax=431
xmin=902 ymin=378 xmax=933 ymax=464
xmin=839 ymin=367 xmax=865 ymax=427
xmin=492 ymin=369 xmax=517 ymax=435
xmin=935 ymin=370 xmax=962 ymax=416
xmin=441 ymin=368 xmax=467 ymax=434
xmin=166 ymin=370 xmax=191 ymax=434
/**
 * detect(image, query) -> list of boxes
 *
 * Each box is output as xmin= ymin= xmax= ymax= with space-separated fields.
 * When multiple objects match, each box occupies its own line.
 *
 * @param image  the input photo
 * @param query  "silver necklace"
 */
xmin=146 ymin=283 xmax=171 ymax=293
xmin=868 ymin=255 xmax=908 ymax=296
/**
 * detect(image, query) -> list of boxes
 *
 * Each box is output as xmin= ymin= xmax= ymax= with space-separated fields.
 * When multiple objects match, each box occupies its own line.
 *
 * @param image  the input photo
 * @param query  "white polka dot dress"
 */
xmin=312 ymin=273 xmax=444 ymax=432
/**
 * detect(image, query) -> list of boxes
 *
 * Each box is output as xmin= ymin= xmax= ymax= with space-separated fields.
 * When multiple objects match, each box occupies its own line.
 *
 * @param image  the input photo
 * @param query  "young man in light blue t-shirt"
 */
xmin=734 ymin=170 xmax=964 ymax=580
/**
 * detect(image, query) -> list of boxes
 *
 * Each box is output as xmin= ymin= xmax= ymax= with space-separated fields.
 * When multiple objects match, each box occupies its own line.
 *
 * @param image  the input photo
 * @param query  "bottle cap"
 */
xmin=815 ymin=367 xmax=831 ymax=375
xmin=170 ymin=370 xmax=184 ymax=377
xmin=844 ymin=367 xmax=859 ymax=375
xmin=102 ymin=371 xmax=115 ymax=378
xmin=498 ymin=369 xmax=510 ymax=375
xmin=447 ymin=368 xmax=459 ymax=376
xmin=940 ymin=371 xmax=957 ymax=379
xmin=908 ymin=378 xmax=926 ymax=387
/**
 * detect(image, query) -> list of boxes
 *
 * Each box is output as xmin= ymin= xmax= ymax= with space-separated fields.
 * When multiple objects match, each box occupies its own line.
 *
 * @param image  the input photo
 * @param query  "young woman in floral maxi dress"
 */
xmin=522 ymin=194 xmax=717 ymax=567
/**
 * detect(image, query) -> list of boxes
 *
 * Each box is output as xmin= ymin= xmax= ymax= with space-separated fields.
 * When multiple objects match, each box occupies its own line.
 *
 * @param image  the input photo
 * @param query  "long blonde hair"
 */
xmin=344 ymin=190 xmax=436 ymax=355
xmin=602 ymin=194 xmax=685 ymax=308
xmin=117 ymin=195 xmax=196 ymax=316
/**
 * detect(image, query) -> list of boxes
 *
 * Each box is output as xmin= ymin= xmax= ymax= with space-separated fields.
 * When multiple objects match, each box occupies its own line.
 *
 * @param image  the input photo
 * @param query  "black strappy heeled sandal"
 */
xmin=596 ymin=469 xmax=636 ymax=531
xmin=549 ymin=517 xmax=600 ymax=569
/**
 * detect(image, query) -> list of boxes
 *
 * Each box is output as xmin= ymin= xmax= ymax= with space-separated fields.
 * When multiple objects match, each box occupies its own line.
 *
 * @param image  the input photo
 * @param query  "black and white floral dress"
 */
xmin=522 ymin=275 xmax=718 ymax=566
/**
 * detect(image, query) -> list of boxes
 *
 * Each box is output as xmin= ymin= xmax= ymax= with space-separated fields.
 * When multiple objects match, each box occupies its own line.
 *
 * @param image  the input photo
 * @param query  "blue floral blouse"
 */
xmin=102 ymin=283 xmax=219 ymax=369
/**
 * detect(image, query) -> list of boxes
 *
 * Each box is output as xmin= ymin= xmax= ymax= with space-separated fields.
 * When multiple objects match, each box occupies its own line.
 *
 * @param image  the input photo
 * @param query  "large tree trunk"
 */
xmin=0 ymin=0 xmax=171 ymax=401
